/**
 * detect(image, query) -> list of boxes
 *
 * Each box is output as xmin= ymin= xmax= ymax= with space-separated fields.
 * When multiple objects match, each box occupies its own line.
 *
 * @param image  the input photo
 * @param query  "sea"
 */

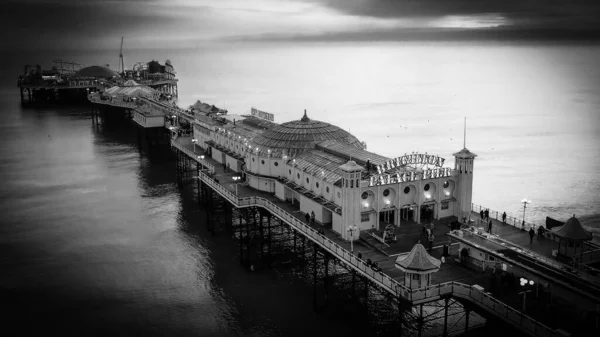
xmin=1 ymin=41 xmax=599 ymax=336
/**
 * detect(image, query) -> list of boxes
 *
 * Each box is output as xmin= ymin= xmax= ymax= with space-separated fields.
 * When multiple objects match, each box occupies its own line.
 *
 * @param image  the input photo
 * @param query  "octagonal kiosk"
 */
xmin=395 ymin=243 xmax=441 ymax=289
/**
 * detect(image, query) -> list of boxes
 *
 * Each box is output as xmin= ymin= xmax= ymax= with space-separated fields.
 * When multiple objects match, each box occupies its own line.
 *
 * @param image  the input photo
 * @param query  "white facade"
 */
xmin=196 ymin=115 xmax=476 ymax=239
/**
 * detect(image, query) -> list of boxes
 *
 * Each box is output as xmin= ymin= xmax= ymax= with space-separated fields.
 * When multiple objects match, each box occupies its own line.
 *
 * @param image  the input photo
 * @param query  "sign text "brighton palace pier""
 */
xmin=369 ymin=154 xmax=452 ymax=187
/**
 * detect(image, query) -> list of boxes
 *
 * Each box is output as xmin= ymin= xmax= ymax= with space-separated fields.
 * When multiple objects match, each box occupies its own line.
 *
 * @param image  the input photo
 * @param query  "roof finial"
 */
xmin=301 ymin=109 xmax=310 ymax=122
xmin=463 ymin=117 xmax=467 ymax=149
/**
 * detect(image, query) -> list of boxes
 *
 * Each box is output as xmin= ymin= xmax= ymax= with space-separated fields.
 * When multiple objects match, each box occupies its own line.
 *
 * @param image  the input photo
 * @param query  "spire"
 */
xmin=463 ymin=117 xmax=467 ymax=149
xmin=301 ymin=109 xmax=310 ymax=122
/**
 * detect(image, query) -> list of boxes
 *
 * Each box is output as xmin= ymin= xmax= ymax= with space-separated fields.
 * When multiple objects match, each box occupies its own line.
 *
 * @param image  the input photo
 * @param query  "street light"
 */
xmin=521 ymin=198 xmax=531 ymax=230
xmin=347 ymin=224 xmax=359 ymax=253
xmin=519 ymin=277 xmax=535 ymax=313
xmin=191 ymin=138 xmax=197 ymax=152
xmin=232 ymin=175 xmax=241 ymax=195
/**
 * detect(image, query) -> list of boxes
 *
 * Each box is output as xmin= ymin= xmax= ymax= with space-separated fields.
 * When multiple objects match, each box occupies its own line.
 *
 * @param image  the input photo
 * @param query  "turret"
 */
xmin=340 ymin=160 xmax=364 ymax=240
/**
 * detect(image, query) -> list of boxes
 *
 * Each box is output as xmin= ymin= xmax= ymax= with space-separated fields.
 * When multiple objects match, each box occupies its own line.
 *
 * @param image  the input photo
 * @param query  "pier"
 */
xmin=70 ymin=67 xmax=600 ymax=336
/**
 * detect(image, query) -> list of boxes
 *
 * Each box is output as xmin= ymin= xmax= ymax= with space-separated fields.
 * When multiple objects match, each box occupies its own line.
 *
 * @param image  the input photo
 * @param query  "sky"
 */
xmin=2 ymin=0 xmax=600 ymax=53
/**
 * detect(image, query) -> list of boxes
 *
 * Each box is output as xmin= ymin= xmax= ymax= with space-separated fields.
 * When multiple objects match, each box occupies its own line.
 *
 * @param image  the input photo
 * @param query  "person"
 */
xmin=488 ymin=220 xmax=493 ymax=234
xmin=485 ymin=209 xmax=489 ymax=221
xmin=311 ymin=211 xmax=315 ymax=225
xmin=357 ymin=251 xmax=362 ymax=259
xmin=428 ymin=234 xmax=434 ymax=251
xmin=537 ymin=226 xmax=544 ymax=240
xmin=305 ymin=213 xmax=310 ymax=224
xmin=502 ymin=212 xmax=507 ymax=224
xmin=529 ymin=227 xmax=535 ymax=243
xmin=430 ymin=222 xmax=435 ymax=232
xmin=480 ymin=209 xmax=484 ymax=220
xmin=318 ymin=228 xmax=325 ymax=235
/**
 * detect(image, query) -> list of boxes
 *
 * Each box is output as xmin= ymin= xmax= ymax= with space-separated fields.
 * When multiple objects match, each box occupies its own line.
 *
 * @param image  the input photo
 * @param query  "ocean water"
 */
xmin=1 ymin=41 xmax=599 ymax=336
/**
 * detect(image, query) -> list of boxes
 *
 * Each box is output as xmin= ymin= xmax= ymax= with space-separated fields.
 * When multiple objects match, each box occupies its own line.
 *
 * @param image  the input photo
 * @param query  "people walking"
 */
xmin=311 ymin=211 xmax=315 ymax=226
xmin=485 ymin=209 xmax=489 ymax=221
xmin=480 ymin=209 xmax=484 ymax=220
xmin=529 ymin=227 xmax=535 ymax=243
xmin=502 ymin=212 xmax=507 ymax=224
xmin=488 ymin=220 xmax=493 ymax=234
xmin=537 ymin=226 xmax=544 ymax=240
xmin=305 ymin=213 xmax=310 ymax=225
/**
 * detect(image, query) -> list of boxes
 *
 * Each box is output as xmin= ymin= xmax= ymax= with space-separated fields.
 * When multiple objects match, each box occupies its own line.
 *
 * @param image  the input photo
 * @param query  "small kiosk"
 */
xmin=395 ymin=243 xmax=441 ymax=289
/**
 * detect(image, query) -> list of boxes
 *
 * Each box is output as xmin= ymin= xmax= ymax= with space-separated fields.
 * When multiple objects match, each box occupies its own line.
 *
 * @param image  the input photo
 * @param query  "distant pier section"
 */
xmin=17 ymin=59 xmax=178 ymax=103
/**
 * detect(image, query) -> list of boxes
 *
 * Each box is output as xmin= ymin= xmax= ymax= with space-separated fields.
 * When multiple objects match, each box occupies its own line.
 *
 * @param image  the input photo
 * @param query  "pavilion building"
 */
xmin=193 ymin=109 xmax=476 ymax=239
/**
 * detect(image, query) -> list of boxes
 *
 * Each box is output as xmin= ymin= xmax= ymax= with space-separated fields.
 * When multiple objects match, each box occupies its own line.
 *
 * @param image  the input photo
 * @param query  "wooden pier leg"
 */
xmin=313 ymin=243 xmax=318 ymax=312
xmin=418 ymin=304 xmax=424 ymax=337
xmin=464 ymin=307 xmax=470 ymax=333
xmin=196 ymin=164 xmax=200 ymax=203
xmin=352 ymin=270 xmax=356 ymax=297
xmin=443 ymin=297 xmax=450 ymax=337
xmin=293 ymin=232 xmax=297 ymax=253
xmin=20 ymin=88 xmax=24 ymax=103
xmin=324 ymin=255 xmax=329 ymax=308
xmin=267 ymin=213 xmax=272 ymax=261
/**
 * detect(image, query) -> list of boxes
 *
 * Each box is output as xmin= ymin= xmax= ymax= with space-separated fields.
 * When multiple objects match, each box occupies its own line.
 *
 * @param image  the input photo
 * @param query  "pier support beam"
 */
xmin=443 ymin=297 xmax=450 ymax=337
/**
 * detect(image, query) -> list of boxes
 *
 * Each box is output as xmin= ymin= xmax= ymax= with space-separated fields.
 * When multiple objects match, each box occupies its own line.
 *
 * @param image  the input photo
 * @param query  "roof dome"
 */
xmin=251 ymin=110 xmax=364 ymax=157
xmin=395 ymin=243 xmax=441 ymax=274
xmin=73 ymin=66 xmax=119 ymax=78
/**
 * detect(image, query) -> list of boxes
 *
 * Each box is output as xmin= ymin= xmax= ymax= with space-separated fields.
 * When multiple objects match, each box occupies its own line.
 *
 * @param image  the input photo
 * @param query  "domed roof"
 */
xmin=251 ymin=110 xmax=364 ymax=157
xmin=73 ymin=66 xmax=119 ymax=78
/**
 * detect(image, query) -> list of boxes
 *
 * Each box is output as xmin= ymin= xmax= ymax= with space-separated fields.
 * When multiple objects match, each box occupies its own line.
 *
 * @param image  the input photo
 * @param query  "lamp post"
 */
xmin=519 ymin=277 xmax=535 ymax=313
xmin=521 ymin=198 xmax=531 ymax=230
xmin=232 ymin=175 xmax=241 ymax=195
xmin=347 ymin=224 xmax=358 ymax=253
xmin=191 ymin=138 xmax=197 ymax=152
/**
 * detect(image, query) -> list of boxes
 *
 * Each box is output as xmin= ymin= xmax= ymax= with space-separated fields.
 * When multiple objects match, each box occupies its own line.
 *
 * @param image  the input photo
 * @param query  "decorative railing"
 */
xmin=140 ymin=97 xmax=195 ymax=121
xmin=88 ymin=94 xmax=137 ymax=109
xmin=471 ymin=203 xmax=540 ymax=231
xmin=198 ymin=170 xmax=561 ymax=337
xmin=171 ymin=140 xmax=215 ymax=174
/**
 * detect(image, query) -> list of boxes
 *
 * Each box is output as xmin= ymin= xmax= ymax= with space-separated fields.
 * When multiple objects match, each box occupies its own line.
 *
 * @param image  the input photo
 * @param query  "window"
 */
xmin=337 ymin=191 xmax=341 ymax=198
xmin=443 ymin=181 xmax=449 ymax=188
xmin=326 ymin=186 xmax=330 ymax=193
xmin=274 ymin=162 xmax=279 ymax=167
xmin=383 ymin=189 xmax=390 ymax=197
xmin=424 ymin=184 xmax=430 ymax=191
xmin=297 ymin=173 xmax=300 ymax=179
xmin=289 ymin=169 xmax=292 ymax=175
xmin=261 ymin=160 xmax=265 ymax=165
xmin=412 ymin=274 xmax=420 ymax=280
xmin=441 ymin=201 xmax=449 ymax=210
xmin=404 ymin=186 xmax=410 ymax=194
xmin=252 ymin=158 xmax=255 ymax=162
xmin=361 ymin=192 xmax=368 ymax=199
xmin=306 ymin=177 xmax=309 ymax=183
xmin=316 ymin=182 xmax=319 ymax=188
xmin=351 ymin=180 xmax=354 ymax=188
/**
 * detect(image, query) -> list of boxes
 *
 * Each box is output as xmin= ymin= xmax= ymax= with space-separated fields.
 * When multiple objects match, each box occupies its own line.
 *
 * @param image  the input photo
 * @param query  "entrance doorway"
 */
xmin=401 ymin=206 xmax=415 ymax=222
xmin=379 ymin=209 xmax=396 ymax=226
xmin=420 ymin=204 xmax=435 ymax=223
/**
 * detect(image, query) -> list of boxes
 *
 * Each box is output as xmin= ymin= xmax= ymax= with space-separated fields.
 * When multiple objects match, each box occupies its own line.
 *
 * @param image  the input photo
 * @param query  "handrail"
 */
xmin=471 ymin=203 xmax=538 ymax=231
xmin=198 ymin=170 xmax=561 ymax=337
xmin=171 ymin=140 xmax=215 ymax=174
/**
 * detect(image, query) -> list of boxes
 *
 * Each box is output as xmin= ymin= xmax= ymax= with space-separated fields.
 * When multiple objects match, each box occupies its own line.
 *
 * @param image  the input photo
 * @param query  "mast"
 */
xmin=119 ymin=37 xmax=125 ymax=74
xmin=463 ymin=117 xmax=467 ymax=149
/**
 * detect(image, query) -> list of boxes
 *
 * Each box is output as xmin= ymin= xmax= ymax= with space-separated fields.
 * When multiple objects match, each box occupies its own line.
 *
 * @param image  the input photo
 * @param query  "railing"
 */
xmin=171 ymin=140 xmax=215 ymax=174
xmin=88 ymin=94 xmax=137 ymax=109
xmin=411 ymin=282 xmax=557 ymax=337
xmin=198 ymin=170 xmax=561 ymax=337
xmin=140 ymin=97 xmax=195 ymax=121
xmin=472 ymin=203 xmax=539 ymax=231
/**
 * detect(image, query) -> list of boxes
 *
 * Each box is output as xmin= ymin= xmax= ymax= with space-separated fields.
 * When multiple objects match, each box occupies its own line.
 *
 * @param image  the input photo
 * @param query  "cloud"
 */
xmin=300 ymin=0 xmax=600 ymax=30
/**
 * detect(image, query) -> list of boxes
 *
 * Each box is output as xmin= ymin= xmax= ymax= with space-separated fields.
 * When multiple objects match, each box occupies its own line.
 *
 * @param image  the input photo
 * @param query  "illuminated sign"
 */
xmin=251 ymin=107 xmax=275 ymax=122
xmin=376 ymin=154 xmax=445 ymax=175
xmin=369 ymin=167 xmax=452 ymax=187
